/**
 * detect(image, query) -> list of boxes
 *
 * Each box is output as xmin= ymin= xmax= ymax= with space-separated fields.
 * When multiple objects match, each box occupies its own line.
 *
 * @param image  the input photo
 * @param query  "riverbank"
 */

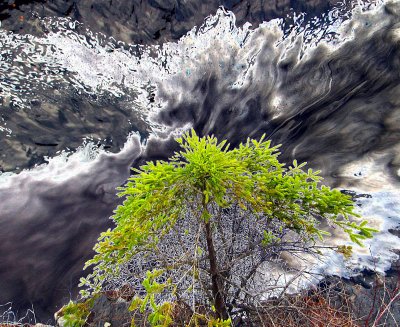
xmin=50 ymin=259 xmax=400 ymax=327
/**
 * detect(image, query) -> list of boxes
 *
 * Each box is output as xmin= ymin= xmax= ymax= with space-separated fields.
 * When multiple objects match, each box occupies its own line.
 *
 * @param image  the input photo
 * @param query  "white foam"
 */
xmin=0 ymin=2 xmax=383 ymax=111
xmin=0 ymin=132 xmax=141 ymax=187
xmin=0 ymin=0 xmax=397 ymax=291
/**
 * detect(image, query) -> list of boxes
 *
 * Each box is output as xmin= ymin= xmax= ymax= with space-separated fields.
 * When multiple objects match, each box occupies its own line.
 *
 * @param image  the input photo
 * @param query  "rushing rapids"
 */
xmin=1 ymin=0 xmax=400 ymax=323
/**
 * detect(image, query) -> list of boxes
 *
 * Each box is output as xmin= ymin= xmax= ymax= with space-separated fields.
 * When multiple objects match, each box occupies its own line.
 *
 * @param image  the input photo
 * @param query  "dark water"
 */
xmin=0 ymin=0 xmax=355 ymax=172
xmin=1 ymin=0 xmax=400 ymax=323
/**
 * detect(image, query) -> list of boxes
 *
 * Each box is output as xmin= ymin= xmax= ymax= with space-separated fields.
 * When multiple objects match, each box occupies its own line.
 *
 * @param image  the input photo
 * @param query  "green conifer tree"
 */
xmin=80 ymin=130 xmax=376 ymax=326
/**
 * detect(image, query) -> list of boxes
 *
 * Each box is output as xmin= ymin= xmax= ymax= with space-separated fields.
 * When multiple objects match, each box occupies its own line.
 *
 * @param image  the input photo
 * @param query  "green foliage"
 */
xmin=192 ymin=316 xmax=232 ymax=327
xmin=80 ymin=129 xmax=377 ymax=326
xmin=129 ymin=269 xmax=174 ymax=327
xmin=336 ymin=245 xmax=353 ymax=259
xmin=127 ymin=269 xmax=231 ymax=327
xmin=59 ymin=296 xmax=97 ymax=327
xmin=262 ymin=229 xmax=282 ymax=246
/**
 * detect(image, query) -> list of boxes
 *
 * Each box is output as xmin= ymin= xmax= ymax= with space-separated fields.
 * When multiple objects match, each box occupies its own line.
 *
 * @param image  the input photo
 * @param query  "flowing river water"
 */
xmin=1 ymin=0 xmax=400 ymax=323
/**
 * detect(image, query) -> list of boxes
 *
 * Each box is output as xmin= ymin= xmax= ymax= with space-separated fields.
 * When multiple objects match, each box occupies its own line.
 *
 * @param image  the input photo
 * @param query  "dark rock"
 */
xmin=318 ymin=258 xmax=400 ymax=327
xmin=389 ymin=228 xmax=400 ymax=239
xmin=88 ymin=294 xmax=132 ymax=327
xmin=0 ymin=1 xmax=358 ymax=47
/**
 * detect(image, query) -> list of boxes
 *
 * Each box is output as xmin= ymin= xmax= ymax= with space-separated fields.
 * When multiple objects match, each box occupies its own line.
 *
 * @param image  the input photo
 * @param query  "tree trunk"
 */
xmin=204 ymin=220 xmax=228 ymax=320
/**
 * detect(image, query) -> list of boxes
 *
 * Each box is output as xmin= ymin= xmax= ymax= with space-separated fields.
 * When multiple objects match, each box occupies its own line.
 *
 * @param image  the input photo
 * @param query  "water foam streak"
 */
xmin=0 ymin=0 xmax=399 ymax=321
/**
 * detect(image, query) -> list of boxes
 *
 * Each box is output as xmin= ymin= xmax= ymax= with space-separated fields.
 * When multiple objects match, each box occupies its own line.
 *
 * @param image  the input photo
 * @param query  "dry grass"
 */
xmin=3 ymin=271 xmax=400 ymax=327
xmin=252 ymin=292 xmax=357 ymax=327
xmin=128 ymin=278 xmax=359 ymax=327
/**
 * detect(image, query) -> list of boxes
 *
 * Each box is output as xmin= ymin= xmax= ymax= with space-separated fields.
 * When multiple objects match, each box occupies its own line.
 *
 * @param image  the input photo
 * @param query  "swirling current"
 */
xmin=1 ymin=0 xmax=400 ymax=323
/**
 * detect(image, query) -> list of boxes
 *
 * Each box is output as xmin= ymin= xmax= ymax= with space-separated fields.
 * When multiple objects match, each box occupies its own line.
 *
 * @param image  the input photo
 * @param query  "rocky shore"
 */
xmin=50 ymin=258 xmax=400 ymax=327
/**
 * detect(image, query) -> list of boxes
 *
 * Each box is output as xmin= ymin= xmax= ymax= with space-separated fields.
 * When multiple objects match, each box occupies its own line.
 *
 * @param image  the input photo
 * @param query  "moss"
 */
xmin=59 ymin=294 xmax=99 ymax=327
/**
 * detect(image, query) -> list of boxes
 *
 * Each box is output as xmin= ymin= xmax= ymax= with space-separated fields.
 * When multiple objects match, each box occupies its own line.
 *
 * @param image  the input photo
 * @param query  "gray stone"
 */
xmin=87 ymin=295 xmax=132 ymax=327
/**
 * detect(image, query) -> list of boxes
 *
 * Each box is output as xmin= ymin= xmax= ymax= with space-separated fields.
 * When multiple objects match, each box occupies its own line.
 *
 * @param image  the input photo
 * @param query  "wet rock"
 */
xmin=85 ymin=295 xmax=132 ymax=327
xmin=0 ymin=0 xmax=359 ymax=45
xmin=53 ymin=287 xmax=136 ymax=327
xmin=318 ymin=257 xmax=400 ymax=327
